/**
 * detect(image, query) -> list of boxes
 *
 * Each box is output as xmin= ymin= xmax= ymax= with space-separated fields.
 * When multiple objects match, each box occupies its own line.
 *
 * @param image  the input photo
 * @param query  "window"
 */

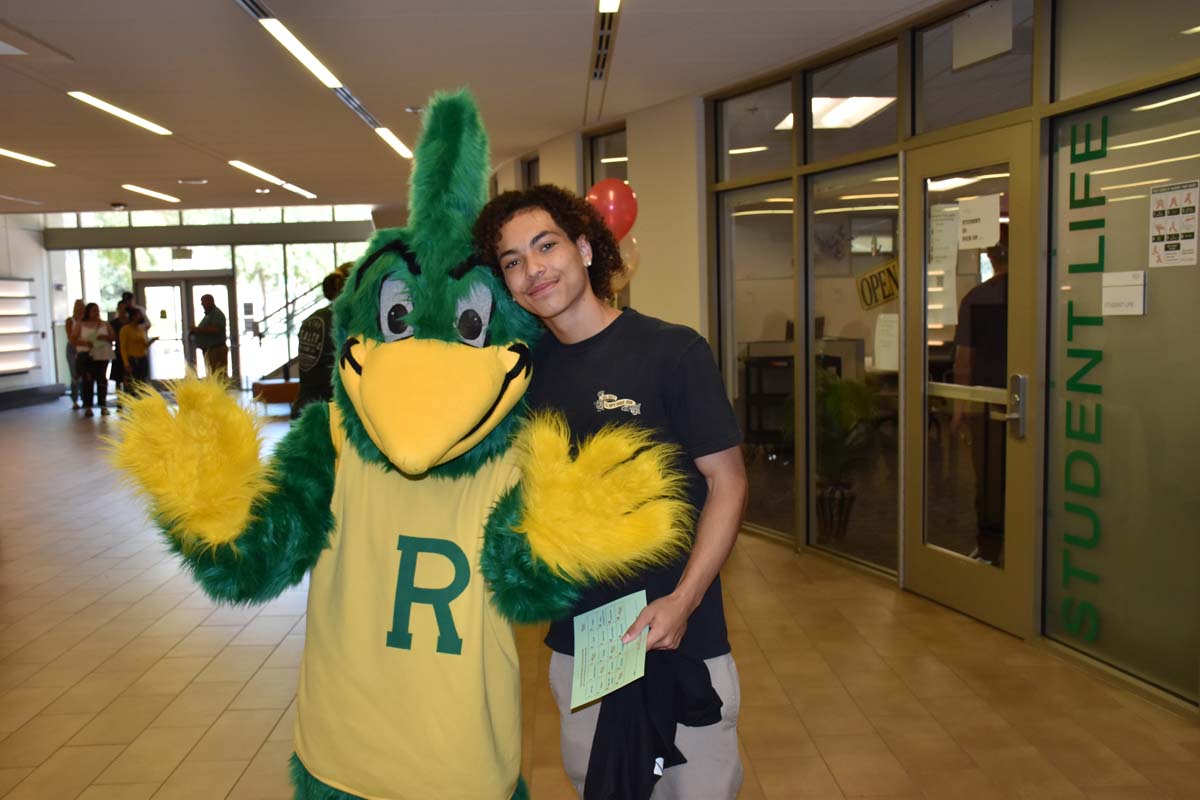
xmin=718 ymin=180 xmax=795 ymax=535
xmin=717 ymin=83 xmax=793 ymax=182
xmin=134 ymin=245 xmax=232 ymax=272
xmin=336 ymin=241 xmax=370 ymax=267
xmin=80 ymin=211 xmax=130 ymax=228
xmin=807 ymin=45 xmax=898 ymax=162
xmin=522 ymin=157 xmax=540 ymax=188
xmin=590 ymin=129 xmax=628 ymax=184
xmin=808 ymin=159 xmax=900 ymax=570
xmin=235 ymin=244 xmax=287 ymax=383
xmin=45 ymin=213 xmax=78 ymax=229
xmin=131 ymin=209 xmax=182 ymax=227
xmin=334 ymin=204 xmax=374 ymax=222
xmin=1046 ymin=78 xmax=1200 ymax=701
xmin=1056 ymin=0 xmax=1200 ymax=100
xmin=182 ymin=208 xmax=233 ymax=225
xmin=283 ymin=206 xmax=334 ymax=223
xmin=917 ymin=0 xmax=1033 ymax=132
xmin=80 ymin=249 xmax=132 ymax=312
xmin=233 ymin=207 xmax=283 ymax=224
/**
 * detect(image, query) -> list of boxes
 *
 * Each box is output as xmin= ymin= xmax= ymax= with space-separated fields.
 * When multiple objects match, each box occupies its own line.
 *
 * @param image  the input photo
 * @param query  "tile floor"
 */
xmin=0 ymin=399 xmax=1198 ymax=799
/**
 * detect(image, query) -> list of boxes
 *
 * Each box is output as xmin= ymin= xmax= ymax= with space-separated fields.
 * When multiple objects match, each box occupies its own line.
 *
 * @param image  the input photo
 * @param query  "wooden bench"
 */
xmin=251 ymin=378 xmax=300 ymax=409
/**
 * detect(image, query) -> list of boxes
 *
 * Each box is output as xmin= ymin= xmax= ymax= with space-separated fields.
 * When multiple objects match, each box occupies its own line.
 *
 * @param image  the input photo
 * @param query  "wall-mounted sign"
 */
xmin=1149 ymin=181 xmax=1197 ymax=267
xmin=1101 ymin=271 xmax=1145 ymax=316
xmin=856 ymin=259 xmax=898 ymax=311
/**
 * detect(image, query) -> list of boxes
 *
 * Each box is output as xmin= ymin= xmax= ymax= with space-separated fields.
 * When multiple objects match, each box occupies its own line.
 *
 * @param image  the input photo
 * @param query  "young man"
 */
xmin=475 ymin=185 xmax=748 ymax=799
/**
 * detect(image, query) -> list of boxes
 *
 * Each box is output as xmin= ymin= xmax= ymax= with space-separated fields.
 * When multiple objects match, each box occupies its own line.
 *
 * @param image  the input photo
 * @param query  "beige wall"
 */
xmin=493 ymin=160 xmax=522 ymax=194
xmin=537 ymin=132 xmax=583 ymax=195
xmin=625 ymin=95 xmax=707 ymax=335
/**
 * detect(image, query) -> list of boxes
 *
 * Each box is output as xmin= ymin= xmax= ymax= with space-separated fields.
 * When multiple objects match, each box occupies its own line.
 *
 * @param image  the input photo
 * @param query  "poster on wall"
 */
xmin=959 ymin=193 xmax=1001 ymax=249
xmin=1148 ymin=180 xmax=1197 ymax=268
xmin=928 ymin=204 xmax=960 ymax=326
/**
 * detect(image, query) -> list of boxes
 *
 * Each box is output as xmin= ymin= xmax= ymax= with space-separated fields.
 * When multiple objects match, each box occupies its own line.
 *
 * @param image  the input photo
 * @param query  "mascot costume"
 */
xmin=113 ymin=90 xmax=689 ymax=800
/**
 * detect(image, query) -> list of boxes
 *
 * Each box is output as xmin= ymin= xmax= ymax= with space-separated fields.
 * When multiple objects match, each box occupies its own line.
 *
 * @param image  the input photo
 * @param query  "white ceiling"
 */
xmin=0 ymin=0 xmax=945 ymax=214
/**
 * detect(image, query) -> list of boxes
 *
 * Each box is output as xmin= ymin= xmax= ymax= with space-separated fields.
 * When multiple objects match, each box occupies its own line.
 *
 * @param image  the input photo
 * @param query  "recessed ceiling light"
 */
xmin=229 ymin=159 xmax=284 ymax=186
xmin=281 ymin=183 xmax=317 ymax=200
xmin=1089 ymin=152 xmax=1200 ymax=176
xmin=600 ymin=156 xmax=629 ymax=164
xmin=599 ymin=0 xmax=621 ymax=11
xmin=0 ymin=147 xmax=54 ymax=167
xmin=375 ymin=127 xmax=413 ymax=159
xmin=728 ymin=146 xmax=768 ymax=155
xmin=839 ymin=193 xmax=899 ymax=200
xmin=811 ymin=97 xmax=895 ymax=129
xmin=255 ymin=188 xmax=271 ymax=194
xmin=259 ymin=18 xmax=342 ymax=88
xmin=228 ymin=160 xmax=315 ymax=198
xmin=68 ymin=92 xmax=172 ymax=135
xmin=732 ymin=210 xmax=792 ymax=217
xmin=774 ymin=113 xmax=794 ymax=131
xmin=1181 ymin=25 xmax=1200 ymax=34
xmin=176 ymin=178 xmax=208 ymax=185
xmin=765 ymin=198 xmax=794 ymax=202
xmin=122 ymin=184 xmax=180 ymax=203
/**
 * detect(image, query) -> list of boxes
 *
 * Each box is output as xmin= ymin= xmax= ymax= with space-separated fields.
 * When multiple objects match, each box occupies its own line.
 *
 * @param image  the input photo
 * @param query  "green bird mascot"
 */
xmin=113 ymin=90 xmax=689 ymax=800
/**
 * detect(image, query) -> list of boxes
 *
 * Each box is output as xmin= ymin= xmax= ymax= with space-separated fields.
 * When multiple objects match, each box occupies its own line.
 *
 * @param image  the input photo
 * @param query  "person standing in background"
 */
xmin=71 ymin=302 xmax=115 ymax=417
xmin=190 ymin=294 xmax=228 ymax=378
xmin=64 ymin=298 xmax=85 ymax=409
xmin=120 ymin=306 xmax=156 ymax=384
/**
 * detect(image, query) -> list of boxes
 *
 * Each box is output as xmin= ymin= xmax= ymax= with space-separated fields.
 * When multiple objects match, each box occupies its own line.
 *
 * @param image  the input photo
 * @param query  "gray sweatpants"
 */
xmin=548 ymin=651 xmax=743 ymax=800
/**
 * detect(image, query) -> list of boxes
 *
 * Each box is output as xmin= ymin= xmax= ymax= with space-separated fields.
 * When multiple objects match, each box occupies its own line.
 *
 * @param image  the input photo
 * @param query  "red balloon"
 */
xmin=585 ymin=179 xmax=638 ymax=241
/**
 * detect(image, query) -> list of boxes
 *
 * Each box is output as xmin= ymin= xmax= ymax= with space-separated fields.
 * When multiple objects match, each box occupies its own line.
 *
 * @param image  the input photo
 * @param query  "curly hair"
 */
xmin=472 ymin=184 xmax=623 ymax=301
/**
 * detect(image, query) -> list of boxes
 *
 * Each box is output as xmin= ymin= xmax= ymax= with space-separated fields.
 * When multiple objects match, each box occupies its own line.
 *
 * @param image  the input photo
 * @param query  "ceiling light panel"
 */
xmin=375 ymin=128 xmax=413 ymax=159
xmin=259 ymin=18 xmax=342 ymax=88
xmin=68 ymin=92 xmax=172 ymax=135
xmin=122 ymin=184 xmax=180 ymax=203
xmin=0 ymin=147 xmax=54 ymax=167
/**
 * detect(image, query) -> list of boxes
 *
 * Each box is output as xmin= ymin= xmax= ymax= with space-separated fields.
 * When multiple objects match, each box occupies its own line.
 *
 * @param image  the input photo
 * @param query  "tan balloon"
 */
xmin=613 ymin=235 xmax=640 ymax=291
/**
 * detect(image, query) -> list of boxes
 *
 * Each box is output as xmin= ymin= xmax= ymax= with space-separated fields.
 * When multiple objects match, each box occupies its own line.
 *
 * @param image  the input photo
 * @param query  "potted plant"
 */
xmin=814 ymin=368 xmax=880 ymax=541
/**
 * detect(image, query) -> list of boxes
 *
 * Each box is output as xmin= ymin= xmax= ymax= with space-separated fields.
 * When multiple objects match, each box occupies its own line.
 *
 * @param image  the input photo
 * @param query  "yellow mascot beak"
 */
xmin=338 ymin=336 xmax=531 ymax=475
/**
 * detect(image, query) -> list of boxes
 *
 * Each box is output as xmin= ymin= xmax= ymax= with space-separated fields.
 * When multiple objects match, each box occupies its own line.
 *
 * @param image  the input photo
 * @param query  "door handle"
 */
xmin=988 ymin=374 xmax=1027 ymax=439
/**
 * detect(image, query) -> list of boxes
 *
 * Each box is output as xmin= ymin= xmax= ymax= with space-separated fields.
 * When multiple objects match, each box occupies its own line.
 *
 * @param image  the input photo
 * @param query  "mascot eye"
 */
xmin=379 ymin=277 xmax=415 ymax=342
xmin=455 ymin=283 xmax=493 ymax=348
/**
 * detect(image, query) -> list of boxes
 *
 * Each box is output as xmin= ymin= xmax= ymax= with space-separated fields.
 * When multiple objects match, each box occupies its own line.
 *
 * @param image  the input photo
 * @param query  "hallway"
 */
xmin=0 ymin=400 xmax=1196 ymax=799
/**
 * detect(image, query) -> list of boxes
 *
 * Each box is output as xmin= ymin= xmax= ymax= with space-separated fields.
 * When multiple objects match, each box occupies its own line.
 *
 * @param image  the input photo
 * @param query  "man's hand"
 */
xmin=622 ymin=591 xmax=695 ymax=651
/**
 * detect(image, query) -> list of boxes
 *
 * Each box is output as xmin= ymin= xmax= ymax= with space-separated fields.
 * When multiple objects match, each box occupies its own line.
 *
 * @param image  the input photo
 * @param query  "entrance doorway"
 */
xmin=901 ymin=124 xmax=1040 ymax=638
xmin=134 ymin=276 xmax=239 ymax=383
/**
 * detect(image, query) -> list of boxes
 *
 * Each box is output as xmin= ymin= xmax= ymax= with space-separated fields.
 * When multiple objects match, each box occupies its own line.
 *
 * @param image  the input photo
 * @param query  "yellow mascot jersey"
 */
xmin=294 ymin=422 xmax=522 ymax=800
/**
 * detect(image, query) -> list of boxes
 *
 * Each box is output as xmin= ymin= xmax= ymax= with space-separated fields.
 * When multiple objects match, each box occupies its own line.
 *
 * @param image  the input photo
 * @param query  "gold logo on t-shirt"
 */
xmin=594 ymin=390 xmax=641 ymax=416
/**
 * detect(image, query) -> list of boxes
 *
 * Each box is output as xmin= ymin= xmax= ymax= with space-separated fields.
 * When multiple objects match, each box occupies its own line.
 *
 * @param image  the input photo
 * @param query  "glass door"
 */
xmin=902 ymin=123 xmax=1039 ymax=637
xmin=135 ymin=277 xmax=239 ymax=382
xmin=138 ymin=281 xmax=188 ymax=381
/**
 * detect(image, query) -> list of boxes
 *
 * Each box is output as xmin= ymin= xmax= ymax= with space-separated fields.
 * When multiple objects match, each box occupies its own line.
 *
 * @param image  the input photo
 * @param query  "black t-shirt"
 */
xmin=954 ymin=273 xmax=1008 ymax=388
xmin=529 ymin=308 xmax=742 ymax=659
xmin=293 ymin=306 xmax=335 ymax=413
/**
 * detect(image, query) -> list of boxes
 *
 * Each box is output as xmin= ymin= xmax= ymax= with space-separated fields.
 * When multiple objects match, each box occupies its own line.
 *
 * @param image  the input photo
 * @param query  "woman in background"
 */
xmin=64 ymin=299 xmax=85 ymax=409
xmin=70 ymin=302 xmax=115 ymax=417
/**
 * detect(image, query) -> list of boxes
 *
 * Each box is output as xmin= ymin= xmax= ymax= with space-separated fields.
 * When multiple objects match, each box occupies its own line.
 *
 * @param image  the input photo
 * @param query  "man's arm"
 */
xmin=622 ymin=444 xmax=748 ymax=650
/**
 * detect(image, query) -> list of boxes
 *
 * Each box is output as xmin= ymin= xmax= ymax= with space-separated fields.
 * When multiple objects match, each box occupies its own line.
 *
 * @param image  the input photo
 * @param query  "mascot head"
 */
xmin=332 ymin=90 xmax=540 ymax=477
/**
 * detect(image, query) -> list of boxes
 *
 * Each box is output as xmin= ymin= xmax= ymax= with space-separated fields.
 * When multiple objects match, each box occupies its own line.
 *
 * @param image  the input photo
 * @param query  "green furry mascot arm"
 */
xmin=113 ymin=382 xmax=335 ymax=605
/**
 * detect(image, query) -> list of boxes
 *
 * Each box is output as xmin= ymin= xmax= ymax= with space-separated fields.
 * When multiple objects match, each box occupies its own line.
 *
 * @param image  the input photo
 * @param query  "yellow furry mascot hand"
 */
xmin=114 ymin=376 xmax=271 ymax=548
xmin=113 ymin=375 xmax=337 ymax=605
xmin=513 ymin=412 xmax=692 ymax=584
